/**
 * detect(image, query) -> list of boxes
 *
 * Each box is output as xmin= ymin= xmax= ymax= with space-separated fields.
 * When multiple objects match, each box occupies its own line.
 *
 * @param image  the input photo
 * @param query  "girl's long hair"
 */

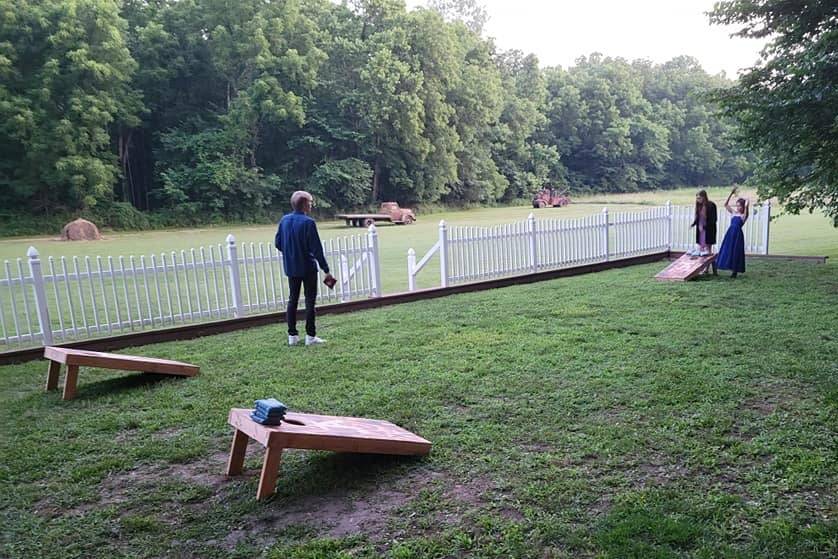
xmin=694 ymin=190 xmax=708 ymax=222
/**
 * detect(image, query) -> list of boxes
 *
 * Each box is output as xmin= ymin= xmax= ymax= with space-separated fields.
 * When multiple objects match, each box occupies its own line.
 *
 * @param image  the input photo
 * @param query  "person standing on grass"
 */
xmin=275 ymin=191 xmax=335 ymax=346
xmin=716 ymin=187 xmax=749 ymax=279
xmin=689 ymin=189 xmax=718 ymax=274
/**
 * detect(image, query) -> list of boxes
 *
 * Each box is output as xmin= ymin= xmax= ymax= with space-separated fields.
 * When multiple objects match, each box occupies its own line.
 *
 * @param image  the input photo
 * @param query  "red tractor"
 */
xmin=532 ymin=188 xmax=570 ymax=209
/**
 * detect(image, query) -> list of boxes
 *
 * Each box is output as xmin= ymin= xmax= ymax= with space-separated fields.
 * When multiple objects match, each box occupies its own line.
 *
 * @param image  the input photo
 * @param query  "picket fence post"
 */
xmin=665 ymin=200 xmax=672 ymax=250
xmin=762 ymin=201 xmax=771 ymax=255
xmin=602 ymin=207 xmax=610 ymax=261
xmin=528 ymin=213 xmax=538 ymax=272
xmin=27 ymin=246 xmax=53 ymax=346
xmin=439 ymin=220 xmax=449 ymax=288
xmin=226 ymin=235 xmax=245 ymax=317
xmin=407 ymin=249 xmax=416 ymax=292
xmin=367 ymin=224 xmax=382 ymax=297
xmin=340 ymin=254 xmax=350 ymax=301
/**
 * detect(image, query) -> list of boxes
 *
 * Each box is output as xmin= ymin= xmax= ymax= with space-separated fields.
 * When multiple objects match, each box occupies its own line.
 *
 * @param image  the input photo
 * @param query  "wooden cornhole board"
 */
xmin=655 ymin=253 xmax=716 ymax=281
xmin=225 ymin=408 xmax=432 ymax=500
xmin=44 ymin=346 xmax=199 ymax=401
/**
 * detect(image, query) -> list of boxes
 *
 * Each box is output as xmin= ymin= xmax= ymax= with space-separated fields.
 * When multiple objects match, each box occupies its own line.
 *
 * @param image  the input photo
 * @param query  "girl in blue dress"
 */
xmin=716 ymin=187 xmax=749 ymax=278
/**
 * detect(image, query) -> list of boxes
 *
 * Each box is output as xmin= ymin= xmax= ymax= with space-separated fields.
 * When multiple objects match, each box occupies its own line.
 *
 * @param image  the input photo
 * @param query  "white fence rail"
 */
xmin=0 ymin=227 xmax=381 ymax=347
xmin=0 ymin=203 xmax=771 ymax=348
xmin=670 ymin=202 xmax=770 ymax=255
xmin=408 ymin=202 xmax=770 ymax=290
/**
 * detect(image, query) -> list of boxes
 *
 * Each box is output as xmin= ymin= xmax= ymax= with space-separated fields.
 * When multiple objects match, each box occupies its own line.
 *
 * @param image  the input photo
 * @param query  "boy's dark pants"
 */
xmin=287 ymin=273 xmax=318 ymax=337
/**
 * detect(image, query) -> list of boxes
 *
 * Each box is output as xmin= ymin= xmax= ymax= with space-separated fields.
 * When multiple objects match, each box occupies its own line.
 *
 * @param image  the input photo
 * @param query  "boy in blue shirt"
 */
xmin=275 ymin=191 xmax=335 ymax=345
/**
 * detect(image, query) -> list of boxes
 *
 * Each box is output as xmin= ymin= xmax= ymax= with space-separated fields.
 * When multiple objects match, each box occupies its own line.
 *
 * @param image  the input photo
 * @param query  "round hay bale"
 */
xmin=61 ymin=218 xmax=102 ymax=241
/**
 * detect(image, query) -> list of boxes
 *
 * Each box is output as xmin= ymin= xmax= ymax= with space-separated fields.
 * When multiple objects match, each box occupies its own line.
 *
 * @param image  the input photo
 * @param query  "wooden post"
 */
xmin=62 ymin=364 xmax=79 ymax=400
xmin=407 ymin=248 xmax=416 ymax=292
xmin=257 ymin=446 xmax=284 ymax=500
xmin=438 ymin=221 xmax=449 ymax=288
xmin=226 ymin=429 xmax=249 ymax=476
xmin=27 ymin=247 xmax=54 ymax=346
xmin=226 ymin=235 xmax=245 ymax=318
xmin=46 ymin=360 xmax=60 ymax=391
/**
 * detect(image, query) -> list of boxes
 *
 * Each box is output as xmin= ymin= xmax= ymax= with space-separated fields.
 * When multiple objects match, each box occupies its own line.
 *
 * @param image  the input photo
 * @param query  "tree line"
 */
xmin=0 ymin=0 xmax=752 ymax=228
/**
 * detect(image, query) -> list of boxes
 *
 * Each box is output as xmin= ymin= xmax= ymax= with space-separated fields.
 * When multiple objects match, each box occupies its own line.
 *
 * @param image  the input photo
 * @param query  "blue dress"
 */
xmin=716 ymin=215 xmax=746 ymax=273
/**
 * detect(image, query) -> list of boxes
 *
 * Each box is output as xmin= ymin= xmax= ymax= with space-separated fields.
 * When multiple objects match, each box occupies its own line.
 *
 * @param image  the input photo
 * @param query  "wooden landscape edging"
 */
xmin=0 ymin=250 xmax=825 ymax=365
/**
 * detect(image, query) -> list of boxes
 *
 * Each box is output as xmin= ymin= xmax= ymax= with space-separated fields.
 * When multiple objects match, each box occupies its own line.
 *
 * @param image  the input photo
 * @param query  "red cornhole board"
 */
xmin=655 ymin=253 xmax=716 ymax=281
xmin=225 ymin=409 xmax=432 ymax=500
xmin=44 ymin=346 xmax=199 ymax=400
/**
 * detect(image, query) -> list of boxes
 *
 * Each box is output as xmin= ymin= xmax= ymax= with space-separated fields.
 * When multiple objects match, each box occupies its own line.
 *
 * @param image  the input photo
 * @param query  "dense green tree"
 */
xmin=0 ymin=0 xmax=140 ymax=212
xmin=493 ymin=51 xmax=562 ymax=200
xmin=150 ymin=0 xmax=325 ymax=217
xmin=543 ymin=54 xmax=747 ymax=193
xmin=427 ymin=0 xmax=488 ymax=34
xmin=0 ymin=0 xmax=755 ymax=226
xmin=710 ymin=0 xmax=838 ymax=224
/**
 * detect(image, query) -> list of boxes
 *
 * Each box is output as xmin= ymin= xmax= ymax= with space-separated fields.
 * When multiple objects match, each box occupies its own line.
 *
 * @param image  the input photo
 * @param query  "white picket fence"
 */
xmin=670 ymin=202 xmax=770 ymax=255
xmin=0 ymin=228 xmax=381 ymax=347
xmin=408 ymin=202 xmax=770 ymax=290
xmin=0 ymin=202 xmax=771 ymax=349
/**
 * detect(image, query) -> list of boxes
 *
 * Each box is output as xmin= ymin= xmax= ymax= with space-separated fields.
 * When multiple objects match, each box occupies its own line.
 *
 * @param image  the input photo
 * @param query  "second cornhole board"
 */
xmin=655 ymin=253 xmax=716 ymax=281
xmin=225 ymin=409 xmax=432 ymax=500
xmin=44 ymin=346 xmax=199 ymax=401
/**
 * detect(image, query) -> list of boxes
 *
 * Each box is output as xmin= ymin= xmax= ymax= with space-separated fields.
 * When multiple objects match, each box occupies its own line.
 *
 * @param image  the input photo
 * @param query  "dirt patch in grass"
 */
xmin=218 ymin=470 xmax=503 ymax=551
xmin=34 ymin=448 xmax=231 ymax=520
xmin=34 ymin=448 xmax=503 ymax=552
xmin=740 ymin=395 xmax=778 ymax=416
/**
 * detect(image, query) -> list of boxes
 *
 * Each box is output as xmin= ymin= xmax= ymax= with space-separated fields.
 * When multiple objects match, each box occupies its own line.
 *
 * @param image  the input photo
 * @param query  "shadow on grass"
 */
xmin=271 ymin=451 xmax=428 ymax=500
xmin=70 ymin=372 xmax=183 ymax=400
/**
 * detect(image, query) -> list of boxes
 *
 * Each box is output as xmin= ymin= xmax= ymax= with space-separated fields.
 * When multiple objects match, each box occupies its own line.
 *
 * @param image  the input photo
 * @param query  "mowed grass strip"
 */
xmin=0 ymin=260 xmax=836 ymax=558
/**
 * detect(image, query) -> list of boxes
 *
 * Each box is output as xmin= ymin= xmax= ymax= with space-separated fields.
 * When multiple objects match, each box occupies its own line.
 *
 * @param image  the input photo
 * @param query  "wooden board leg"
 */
xmin=256 ymin=446 xmax=283 ymax=500
xmin=226 ymin=429 xmax=249 ymax=476
xmin=46 ymin=360 xmax=61 ymax=391
xmin=62 ymin=364 xmax=79 ymax=401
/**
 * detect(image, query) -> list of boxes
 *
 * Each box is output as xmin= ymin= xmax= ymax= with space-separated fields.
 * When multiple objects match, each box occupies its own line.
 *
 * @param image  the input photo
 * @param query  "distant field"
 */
xmin=0 ymin=188 xmax=834 ymax=295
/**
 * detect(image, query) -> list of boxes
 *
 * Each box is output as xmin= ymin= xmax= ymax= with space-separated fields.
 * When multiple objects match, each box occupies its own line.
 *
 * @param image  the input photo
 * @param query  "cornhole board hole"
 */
xmin=44 ymin=346 xmax=199 ymax=401
xmin=655 ymin=253 xmax=716 ymax=281
xmin=225 ymin=408 xmax=432 ymax=500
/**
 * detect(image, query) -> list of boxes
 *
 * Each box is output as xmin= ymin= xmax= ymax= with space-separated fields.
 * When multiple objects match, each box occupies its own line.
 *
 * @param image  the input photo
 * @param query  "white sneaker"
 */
xmin=288 ymin=335 xmax=300 ymax=346
xmin=305 ymin=335 xmax=325 ymax=346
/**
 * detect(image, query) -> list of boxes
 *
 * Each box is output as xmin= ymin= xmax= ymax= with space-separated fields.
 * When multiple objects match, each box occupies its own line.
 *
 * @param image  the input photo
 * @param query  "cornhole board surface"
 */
xmin=655 ymin=253 xmax=716 ymax=281
xmin=226 ymin=408 xmax=432 ymax=500
xmin=44 ymin=346 xmax=199 ymax=401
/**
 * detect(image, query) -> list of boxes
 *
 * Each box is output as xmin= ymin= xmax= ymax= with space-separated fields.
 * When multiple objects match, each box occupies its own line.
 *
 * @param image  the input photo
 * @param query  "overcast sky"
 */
xmin=406 ymin=0 xmax=767 ymax=77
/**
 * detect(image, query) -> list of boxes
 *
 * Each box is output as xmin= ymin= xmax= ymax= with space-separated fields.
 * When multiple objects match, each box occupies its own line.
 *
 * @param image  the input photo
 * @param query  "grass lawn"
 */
xmin=1 ymin=258 xmax=835 ymax=558
xmin=1 ymin=188 xmax=835 ymax=297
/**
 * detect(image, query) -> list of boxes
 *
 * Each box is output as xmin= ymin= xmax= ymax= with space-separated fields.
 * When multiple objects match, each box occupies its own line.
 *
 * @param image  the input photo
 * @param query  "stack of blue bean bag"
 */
xmin=250 ymin=398 xmax=287 ymax=425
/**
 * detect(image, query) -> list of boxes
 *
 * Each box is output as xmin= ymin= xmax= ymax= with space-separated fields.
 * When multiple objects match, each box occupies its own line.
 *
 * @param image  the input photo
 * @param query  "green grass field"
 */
xmin=1 ymin=188 xmax=835 ymax=297
xmin=0 ymin=259 xmax=835 ymax=558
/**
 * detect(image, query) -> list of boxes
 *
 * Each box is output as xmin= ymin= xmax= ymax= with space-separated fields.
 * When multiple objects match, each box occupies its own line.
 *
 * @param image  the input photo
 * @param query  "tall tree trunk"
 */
xmin=118 ymin=127 xmax=134 ymax=204
xmin=372 ymin=156 xmax=381 ymax=203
